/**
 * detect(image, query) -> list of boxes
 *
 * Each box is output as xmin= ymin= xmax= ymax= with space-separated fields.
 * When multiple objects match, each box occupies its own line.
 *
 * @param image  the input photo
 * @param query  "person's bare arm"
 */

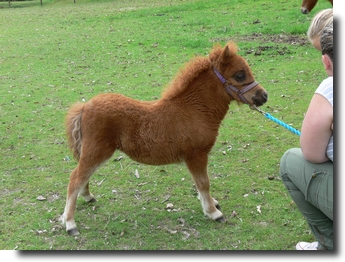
xmin=300 ymin=93 xmax=333 ymax=163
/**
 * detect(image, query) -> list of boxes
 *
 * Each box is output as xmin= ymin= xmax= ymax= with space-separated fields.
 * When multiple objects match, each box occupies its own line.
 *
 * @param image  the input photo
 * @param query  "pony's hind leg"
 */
xmin=62 ymin=144 xmax=115 ymax=235
xmin=185 ymin=155 xmax=226 ymax=222
xmin=79 ymin=181 xmax=97 ymax=203
xmin=61 ymin=164 xmax=97 ymax=236
xmin=198 ymin=194 xmax=220 ymax=210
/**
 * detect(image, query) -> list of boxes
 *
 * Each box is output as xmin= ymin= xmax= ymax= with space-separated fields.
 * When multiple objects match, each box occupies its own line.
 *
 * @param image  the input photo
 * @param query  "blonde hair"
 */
xmin=321 ymin=24 xmax=333 ymax=61
xmin=307 ymin=8 xmax=333 ymax=44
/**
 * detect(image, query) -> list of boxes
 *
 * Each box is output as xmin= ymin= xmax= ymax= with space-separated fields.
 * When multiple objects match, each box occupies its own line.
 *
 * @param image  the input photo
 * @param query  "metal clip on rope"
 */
xmin=250 ymin=105 xmax=301 ymax=136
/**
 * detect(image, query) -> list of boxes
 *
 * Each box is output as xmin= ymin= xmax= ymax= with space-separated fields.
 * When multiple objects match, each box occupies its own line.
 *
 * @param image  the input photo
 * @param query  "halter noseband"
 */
xmin=213 ymin=67 xmax=259 ymax=104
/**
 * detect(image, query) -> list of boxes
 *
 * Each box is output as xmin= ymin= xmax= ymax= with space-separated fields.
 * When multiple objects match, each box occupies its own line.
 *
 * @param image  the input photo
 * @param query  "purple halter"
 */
xmin=213 ymin=67 xmax=259 ymax=104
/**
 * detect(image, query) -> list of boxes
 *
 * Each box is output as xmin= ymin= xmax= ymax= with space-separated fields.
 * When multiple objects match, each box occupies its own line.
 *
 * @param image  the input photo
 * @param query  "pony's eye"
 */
xmin=234 ymin=71 xmax=246 ymax=82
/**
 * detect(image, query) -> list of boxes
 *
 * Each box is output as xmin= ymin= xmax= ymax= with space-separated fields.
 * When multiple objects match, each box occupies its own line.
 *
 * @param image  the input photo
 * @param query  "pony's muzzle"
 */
xmin=252 ymin=90 xmax=268 ymax=107
xmin=300 ymin=7 xmax=309 ymax=14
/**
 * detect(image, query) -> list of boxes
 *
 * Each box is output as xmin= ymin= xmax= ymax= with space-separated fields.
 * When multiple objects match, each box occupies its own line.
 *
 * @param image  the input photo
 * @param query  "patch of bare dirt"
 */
xmin=211 ymin=32 xmax=309 ymax=46
xmin=212 ymin=33 xmax=309 ymax=57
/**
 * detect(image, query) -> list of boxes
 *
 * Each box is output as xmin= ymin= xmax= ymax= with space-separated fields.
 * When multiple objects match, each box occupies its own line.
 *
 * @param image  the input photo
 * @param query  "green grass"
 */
xmin=0 ymin=0 xmax=331 ymax=250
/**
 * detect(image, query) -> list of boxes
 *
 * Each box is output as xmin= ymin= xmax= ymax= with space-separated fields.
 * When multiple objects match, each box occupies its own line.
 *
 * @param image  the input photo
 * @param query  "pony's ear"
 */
xmin=219 ymin=42 xmax=238 ymax=66
xmin=219 ymin=45 xmax=232 ymax=66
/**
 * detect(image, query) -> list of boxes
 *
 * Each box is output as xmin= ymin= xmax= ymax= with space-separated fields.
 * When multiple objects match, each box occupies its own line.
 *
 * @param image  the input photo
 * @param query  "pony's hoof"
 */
xmin=67 ymin=228 xmax=80 ymax=236
xmin=215 ymin=216 xmax=226 ymax=223
xmin=88 ymin=197 xmax=97 ymax=203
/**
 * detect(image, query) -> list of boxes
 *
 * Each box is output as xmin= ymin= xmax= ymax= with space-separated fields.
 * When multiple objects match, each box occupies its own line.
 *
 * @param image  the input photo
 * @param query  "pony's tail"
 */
xmin=65 ymin=102 xmax=85 ymax=162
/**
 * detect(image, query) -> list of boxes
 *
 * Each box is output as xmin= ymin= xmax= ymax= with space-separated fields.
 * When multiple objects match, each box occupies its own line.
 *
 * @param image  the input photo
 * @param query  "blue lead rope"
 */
xmin=250 ymin=105 xmax=301 ymax=136
xmin=264 ymin=112 xmax=301 ymax=136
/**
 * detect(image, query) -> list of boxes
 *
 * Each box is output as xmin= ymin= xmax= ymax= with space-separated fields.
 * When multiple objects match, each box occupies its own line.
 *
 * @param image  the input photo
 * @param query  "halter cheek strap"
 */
xmin=213 ymin=67 xmax=259 ymax=104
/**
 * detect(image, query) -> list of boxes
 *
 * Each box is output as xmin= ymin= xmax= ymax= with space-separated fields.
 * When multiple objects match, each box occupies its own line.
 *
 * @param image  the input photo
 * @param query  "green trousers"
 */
xmin=280 ymin=148 xmax=333 ymax=250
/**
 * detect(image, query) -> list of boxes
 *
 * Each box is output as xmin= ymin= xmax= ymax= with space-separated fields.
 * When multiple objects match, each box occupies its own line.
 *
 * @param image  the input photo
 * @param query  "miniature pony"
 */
xmin=61 ymin=41 xmax=268 ymax=235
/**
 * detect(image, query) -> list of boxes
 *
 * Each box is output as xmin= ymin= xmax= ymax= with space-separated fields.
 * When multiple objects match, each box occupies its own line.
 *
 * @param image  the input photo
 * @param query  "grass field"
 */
xmin=0 ymin=0 xmax=334 ymax=250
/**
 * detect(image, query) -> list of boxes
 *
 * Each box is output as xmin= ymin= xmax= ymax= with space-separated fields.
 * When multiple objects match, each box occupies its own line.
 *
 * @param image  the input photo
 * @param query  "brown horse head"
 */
xmin=210 ymin=42 xmax=268 ymax=107
xmin=301 ymin=0 xmax=333 ymax=14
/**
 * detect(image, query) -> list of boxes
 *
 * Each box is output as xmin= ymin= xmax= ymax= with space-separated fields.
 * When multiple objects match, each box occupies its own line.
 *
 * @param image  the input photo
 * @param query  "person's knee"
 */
xmin=280 ymin=148 xmax=294 ymax=175
xmin=279 ymin=148 xmax=304 ymax=183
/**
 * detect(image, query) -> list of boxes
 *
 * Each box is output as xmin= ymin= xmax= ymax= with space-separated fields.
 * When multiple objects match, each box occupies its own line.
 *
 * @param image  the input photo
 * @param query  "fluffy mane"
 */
xmin=161 ymin=42 xmax=238 ymax=100
xmin=161 ymin=55 xmax=210 ymax=100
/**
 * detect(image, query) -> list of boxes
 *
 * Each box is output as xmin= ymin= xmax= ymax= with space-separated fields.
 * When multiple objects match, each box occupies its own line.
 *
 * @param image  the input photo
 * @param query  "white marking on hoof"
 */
xmin=81 ymin=193 xmax=96 ymax=202
xmin=67 ymin=228 xmax=80 ymax=236
xmin=87 ymin=197 xmax=97 ymax=203
xmin=210 ymin=209 xmax=225 ymax=222
xmin=66 ymin=220 xmax=78 ymax=235
xmin=213 ymin=198 xmax=219 ymax=206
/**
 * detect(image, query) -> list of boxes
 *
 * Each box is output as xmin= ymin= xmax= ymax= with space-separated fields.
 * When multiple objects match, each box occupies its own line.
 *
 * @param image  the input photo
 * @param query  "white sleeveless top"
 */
xmin=315 ymin=76 xmax=333 ymax=162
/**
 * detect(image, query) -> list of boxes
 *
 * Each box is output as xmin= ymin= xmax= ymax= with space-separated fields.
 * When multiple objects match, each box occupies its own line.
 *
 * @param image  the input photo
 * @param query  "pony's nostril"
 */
xmin=262 ymin=92 xmax=268 ymax=101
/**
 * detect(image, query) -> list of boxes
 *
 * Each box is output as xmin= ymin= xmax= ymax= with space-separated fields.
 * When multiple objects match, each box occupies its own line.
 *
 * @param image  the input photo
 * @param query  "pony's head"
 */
xmin=300 ymin=0 xmax=318 ymax=14
xmin=300 ymin=0 xmax=333 ymax=14
xmin=210 ymin=42 xmax=268 ymax=107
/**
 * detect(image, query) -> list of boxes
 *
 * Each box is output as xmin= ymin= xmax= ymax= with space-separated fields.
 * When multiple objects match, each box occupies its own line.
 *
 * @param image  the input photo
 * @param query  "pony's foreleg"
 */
xmin=185 ymin=155 xmax=226 ymax=222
